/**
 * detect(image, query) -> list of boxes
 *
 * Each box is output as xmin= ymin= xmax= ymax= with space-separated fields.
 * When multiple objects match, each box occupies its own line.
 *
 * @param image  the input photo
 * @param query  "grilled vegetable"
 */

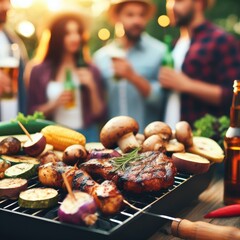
xmin=85 ymin=142 xmax=104 ymax=152
xmin=0 ymin=137 xmax=21 ymax=155
xmin=58 ymin=191 xmax=98 ymax=226
xmin=41 ymin=125 xmax=86 ymax=151
xmin=188 ymin=136 xmax=224 ymax=162
xmin=23 ymin=132 xmax=46 ymax=157
xmin=172 ymin=152 xmax=210 ymax=174
xmin=4 ymin=163 xmax=36 ymax=179
xmin=0 ymin=120 xmax=55 ymax=136
xmin=0 ymin=155 xmax=40 ymax=166
xmin=0 ymin=159 xmax=11 ymax=179
xmin=63 ymin=145 xmax=87 ymax=165
xmin=0 ymin=178 xmax=28 ymax=199
xmin=18 ymin=188 xmax=58 ymax=209
xmin=88 ymin=149 xmax=121 ymax=160
xmin=204 ymin=204 xmax=240 ymax=218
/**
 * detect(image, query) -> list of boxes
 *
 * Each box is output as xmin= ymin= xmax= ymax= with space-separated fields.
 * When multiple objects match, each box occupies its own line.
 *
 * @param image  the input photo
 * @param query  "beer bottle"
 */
xmin=77 ymin=49 xmax=88 ymax=68
xmin=224 ymin=80 xmax=240 ymax=205
xmin=64 ymin=68 xmax=76 ymax=109
xmin=162 ymin=35 xmax=174 ymax=68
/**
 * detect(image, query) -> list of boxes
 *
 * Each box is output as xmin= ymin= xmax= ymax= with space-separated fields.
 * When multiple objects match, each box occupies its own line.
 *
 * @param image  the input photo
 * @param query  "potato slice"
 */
xmin=188 ymin=136 xmax=224 ymax=162
xmin=172 ymin=152 xmax=210 ymax=174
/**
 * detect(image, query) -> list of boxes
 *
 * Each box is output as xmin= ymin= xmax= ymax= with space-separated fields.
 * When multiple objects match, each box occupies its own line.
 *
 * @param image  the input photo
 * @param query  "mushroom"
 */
xmin=144 ymin=121 xmax=172 ymax=143
xmin=63 ymin=144 xmax=87 ymax=165
xmin=175 ymin=121 xmax=193 ymax=147
xmin=0 ymin=137 xmax=21 ymax=155
xmin=142 ymin=135 xmax=166 ymax=152
xmin=135 ymin=133 xmax=145 ymax=146
xmin=166 ymin=139 xmax=185 ymax=155
xmin=100 ymin=116 xmax=139 ymax=153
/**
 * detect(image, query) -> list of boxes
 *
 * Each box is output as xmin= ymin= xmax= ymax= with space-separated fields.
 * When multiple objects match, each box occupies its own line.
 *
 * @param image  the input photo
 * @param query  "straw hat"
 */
xmin=204 ymin=0 xmax=216 ymax=9
xmin=108 ymin=0 xmax=156 ymax=22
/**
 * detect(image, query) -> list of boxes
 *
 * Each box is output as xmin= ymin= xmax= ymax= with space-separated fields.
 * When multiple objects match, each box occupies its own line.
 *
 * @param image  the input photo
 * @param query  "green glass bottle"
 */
xmin=162 ymin=35 xmax=174 ymax=68
xmin=64 ymin=68 xmax=76 ymax=109
xmin=77 ymin=49 xmax=88 ymax=68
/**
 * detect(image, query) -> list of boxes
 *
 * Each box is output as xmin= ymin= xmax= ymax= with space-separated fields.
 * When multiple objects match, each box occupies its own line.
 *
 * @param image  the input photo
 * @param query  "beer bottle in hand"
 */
xmin=64 ymin=68 xmax=76 ymax=109
xmin=77 ymin=49 xmax=88 ymax=68
xmin=224 ymin=80 xmax=240 ymax=205
xmin=162 ymin=35 xmax=174 ymax=68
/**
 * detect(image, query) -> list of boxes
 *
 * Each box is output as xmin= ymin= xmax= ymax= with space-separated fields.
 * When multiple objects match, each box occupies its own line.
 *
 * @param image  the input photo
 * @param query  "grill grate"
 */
xmin=0 ymin=169 xmax=214 ymax=240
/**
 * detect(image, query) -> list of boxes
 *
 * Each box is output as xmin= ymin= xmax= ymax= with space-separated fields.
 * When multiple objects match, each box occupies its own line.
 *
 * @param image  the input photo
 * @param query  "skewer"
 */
xmin=17 ymin=121 xmax=33 ymax=142
xmin=62 ymin=173 xmax=76 ymax=201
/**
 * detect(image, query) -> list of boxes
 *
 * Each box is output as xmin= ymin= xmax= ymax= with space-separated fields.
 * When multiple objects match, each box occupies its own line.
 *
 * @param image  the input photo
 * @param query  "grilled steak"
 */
xmin=82 ymin=151 xmax=177 ymax=194
xmin=72 ymin=169 xmax=123 ymax=215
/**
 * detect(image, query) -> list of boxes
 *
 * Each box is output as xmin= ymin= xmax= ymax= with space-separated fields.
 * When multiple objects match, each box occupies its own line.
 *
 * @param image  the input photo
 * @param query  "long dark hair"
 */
xmin=44 ymin=12 xmax=89 ymax=79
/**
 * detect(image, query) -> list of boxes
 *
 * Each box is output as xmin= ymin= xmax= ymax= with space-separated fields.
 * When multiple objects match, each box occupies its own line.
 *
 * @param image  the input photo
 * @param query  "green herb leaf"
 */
xmin=113 ymin=147 xmax=143 ymax=172
xmin=11 ymin=111 xmax=45 ymax=124
xmin=193 ymin=114 xmax=230 ymax=147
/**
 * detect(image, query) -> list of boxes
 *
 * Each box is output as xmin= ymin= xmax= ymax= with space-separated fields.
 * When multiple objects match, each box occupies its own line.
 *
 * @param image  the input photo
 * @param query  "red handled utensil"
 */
xmin=124 ymin=200 xmax=240 ymax=240
xmin=204 ymin=204 xmax=240 ymax=218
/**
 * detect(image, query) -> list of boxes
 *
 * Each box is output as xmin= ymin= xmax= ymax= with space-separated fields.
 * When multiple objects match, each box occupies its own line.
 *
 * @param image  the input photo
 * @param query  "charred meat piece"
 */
xmin=72 ymin=169 xmax=123 ymax=215
xmin=38 ymin=161 xmax=75 ymax=189
xmin=82 ymin=151 xmax=177 ymax=194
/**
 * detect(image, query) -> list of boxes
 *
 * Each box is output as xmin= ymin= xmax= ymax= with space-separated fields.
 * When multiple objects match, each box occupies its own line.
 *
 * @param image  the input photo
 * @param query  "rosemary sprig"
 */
xmin=112 ymin=147 xmax=143 ymax=172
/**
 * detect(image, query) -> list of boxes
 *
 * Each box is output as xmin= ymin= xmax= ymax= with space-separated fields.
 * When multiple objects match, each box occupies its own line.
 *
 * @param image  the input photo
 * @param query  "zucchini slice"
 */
xmin=18 ymin=188 xmax=58 ymax=209
xmin=0 ymin=178 xmax=28 ymax=199
xmin=4 ymin=163 xmax=36 ymax=179
xmin=0 ymin=155 xmax=40 ymax=166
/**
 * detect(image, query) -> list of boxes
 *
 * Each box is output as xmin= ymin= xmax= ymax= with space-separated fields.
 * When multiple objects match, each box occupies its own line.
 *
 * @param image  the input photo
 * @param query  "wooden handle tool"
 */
xmin=171 ymin=218 xmax=240 ymax=240
xmin=123 ymin=200 xmax=240 ymax=239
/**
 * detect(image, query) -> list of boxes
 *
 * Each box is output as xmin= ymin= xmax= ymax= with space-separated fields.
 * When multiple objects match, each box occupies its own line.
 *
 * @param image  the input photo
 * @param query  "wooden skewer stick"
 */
xmin=62 ymin=173 xmax=76 ymax=201
xmin=17 ymin=121 xmax=33 ymax=142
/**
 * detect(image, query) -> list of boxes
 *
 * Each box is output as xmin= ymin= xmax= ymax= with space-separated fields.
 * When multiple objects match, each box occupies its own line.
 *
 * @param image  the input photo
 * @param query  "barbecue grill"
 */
xmin=0 ymin=165 xmax=215 ymax=240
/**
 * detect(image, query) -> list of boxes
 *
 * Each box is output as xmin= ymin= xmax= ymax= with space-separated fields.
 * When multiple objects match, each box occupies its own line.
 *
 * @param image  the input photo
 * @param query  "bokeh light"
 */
xmin=46 ymin=0 xmax=63 ymax=12
xmin=98 ymin=28 xmax=111 ymax=41
xmin=16 ymin=21 xmax=35 ymax=38
xmin=158 ymin=15 xmax=170 ymax=28
xmin=10 ymin=0 xmax=34 ymax=8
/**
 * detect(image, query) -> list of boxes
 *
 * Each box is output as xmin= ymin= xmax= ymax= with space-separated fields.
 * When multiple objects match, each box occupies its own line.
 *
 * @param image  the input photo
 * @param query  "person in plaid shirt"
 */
xmin=159 ymin=0 xmax=240 ymax=126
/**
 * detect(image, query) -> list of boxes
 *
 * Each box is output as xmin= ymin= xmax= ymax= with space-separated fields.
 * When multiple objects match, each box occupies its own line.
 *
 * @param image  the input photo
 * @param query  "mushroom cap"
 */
xmin=100 ymin=116 xmax=139 ymax=149
xmin=144 ymin=121 xmax=172 ymax=140
xmin=175 ymin=121 xmax=193 ymax=147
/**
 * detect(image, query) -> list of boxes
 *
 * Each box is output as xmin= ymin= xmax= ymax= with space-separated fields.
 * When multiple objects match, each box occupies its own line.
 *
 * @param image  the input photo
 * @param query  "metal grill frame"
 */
xmin=0 ymin=165 xmax=215 ymax=240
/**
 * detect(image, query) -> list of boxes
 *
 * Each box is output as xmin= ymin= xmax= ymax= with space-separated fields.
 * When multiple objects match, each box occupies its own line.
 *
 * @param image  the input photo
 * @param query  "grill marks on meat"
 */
xmin=82 ymin=151 xmax=177 ymax=194
xmin=38 ymin=162 xmax=75 ymax=189
xmin=72 ymin=169 xmax=123 ymax=215
xmin=38 ymin=162 xmax=123 ymax=215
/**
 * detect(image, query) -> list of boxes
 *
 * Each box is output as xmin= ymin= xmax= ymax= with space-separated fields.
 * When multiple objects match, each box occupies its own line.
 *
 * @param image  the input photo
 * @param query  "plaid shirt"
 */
xmin=181 ymin=21 xmax=240 ymax=124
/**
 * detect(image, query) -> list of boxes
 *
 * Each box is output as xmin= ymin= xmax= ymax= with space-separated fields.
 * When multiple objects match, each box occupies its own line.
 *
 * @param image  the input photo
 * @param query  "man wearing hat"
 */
xmin=159 ymin=0 xmax=240 ymax=126
xmin=94 ymin=0 xmax=166 ymax=133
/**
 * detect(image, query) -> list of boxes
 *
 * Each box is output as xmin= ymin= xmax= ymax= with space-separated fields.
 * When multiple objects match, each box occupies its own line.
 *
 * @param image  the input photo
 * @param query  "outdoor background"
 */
xmin=7 ymin=0 xmax=240 ymax=58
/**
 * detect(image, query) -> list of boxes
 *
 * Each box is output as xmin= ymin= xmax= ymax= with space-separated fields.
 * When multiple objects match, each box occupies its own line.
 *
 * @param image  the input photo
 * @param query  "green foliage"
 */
xmin=193 ymin=114 xmax=230 ymax=147
xmin=11 ymin=112 xmax=45 ymax=124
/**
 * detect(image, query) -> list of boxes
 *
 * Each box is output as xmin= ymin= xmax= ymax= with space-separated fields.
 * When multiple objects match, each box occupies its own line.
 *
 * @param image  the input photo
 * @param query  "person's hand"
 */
xmin=158 ymin=67 xmax=192 ymax=92
xmin=112 ymin=58 xmax=135 ymax=81
xmin=77 ymin=67 xmax=95 ymax=90
xmin=0 ymin=70 xmax=11 ymax=96
xmin=55 ymin=90 xmax=74 ymax=107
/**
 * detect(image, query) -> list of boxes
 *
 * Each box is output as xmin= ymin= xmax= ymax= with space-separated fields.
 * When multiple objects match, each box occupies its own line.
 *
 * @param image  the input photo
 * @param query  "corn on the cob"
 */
xmin=41 ymin=125 xmax=86 ymax=151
